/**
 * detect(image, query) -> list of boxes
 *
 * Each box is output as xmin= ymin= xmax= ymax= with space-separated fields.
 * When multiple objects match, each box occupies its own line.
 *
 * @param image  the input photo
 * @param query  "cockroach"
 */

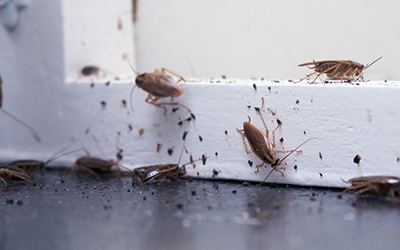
xmin=8 ymin=145 xmax=83 ymax=175
xmin=296 ymin=57 xmax=382 ymax=84
xmin=0 ymin=165 xmax=33 ymax=187
xmin=128 ymin=61 xmax=191 ymax=114
xmin=81 ymin=66 xmax=100 ymax=76
xmin=71 ymin=157 xmax=122 ymax=177
xmin=340 ymin=176 xmax=400 ymax=201
xmin=0 ymin=74 xmax=40 ymax=142
xmin=237 ymin=97 xmax=315 ymax=183
xmin=133 ymin=163 xmax=187 ymax=185
xmin=133 ymin=141 xmax=207 ymax=184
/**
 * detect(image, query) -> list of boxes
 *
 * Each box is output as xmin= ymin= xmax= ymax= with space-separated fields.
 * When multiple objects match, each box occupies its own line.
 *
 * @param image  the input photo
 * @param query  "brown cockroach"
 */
xmin=296 ymin=57 xmax=382 ymax=84
xmin=0 ymin=165 xmax=34 ymax=187
xmin=133 ymin=163 xmax=187 ymax=185
xmin=133 ymin=140 xmax=206 ymax=185
xmin=81 ymin=66 xmax=100 ymax=76
xmin=128 ymin=62 xmax=191 ymax=114
xmin=340 ymin=176 xmax=400 ymax=201
xmin=237 ymin=97 xmax=315 ymax=183
xmin=71 ymin=157 xmax=123 ymax=177
xmin=8 ymin=146 xmax=83 ymax=175
xmin=0 ymin=74 xmax=40 ymax=142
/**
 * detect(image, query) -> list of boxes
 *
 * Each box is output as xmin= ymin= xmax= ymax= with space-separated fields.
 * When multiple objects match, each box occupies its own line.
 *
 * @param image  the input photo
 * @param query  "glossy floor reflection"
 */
xmin=1 ymin=169 xmax=399 ymax=250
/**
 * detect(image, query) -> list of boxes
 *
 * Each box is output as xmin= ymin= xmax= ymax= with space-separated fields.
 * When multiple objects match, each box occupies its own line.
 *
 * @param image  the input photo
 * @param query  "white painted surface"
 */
xmin=0 ymin=1 xmax=399 ymax=188
xmin=63 ymin=0 xmax=134 ymax=80
xmin=136 ymin=0 xmax=400 ymax=80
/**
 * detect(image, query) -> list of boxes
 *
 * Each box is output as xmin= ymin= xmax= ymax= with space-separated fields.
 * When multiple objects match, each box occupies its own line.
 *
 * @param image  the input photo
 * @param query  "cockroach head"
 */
xmin=271 ymin=159 xmax=280 ymax=167
xmin=135 ymin=73 xmax=146 ymax=87
xmin=178 ymin=165 xmax=187 ymax=176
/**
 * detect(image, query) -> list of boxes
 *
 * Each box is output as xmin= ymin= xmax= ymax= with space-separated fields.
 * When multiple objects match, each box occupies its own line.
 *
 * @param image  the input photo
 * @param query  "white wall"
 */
xmin=135 ymin=0 xmax=399 ymax=80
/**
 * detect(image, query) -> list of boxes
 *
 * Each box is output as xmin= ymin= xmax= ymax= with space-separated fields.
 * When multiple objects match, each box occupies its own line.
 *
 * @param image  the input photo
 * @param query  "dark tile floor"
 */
xmin=1 ymin=169 xmax=399 ymax=250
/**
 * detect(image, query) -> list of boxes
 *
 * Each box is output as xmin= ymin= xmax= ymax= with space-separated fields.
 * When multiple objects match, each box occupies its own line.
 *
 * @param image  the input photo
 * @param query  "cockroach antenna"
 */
xmin=363 ymin=56 xmax=382 ymax=70
xmin=258 ymin=137 xmax=317 ymax=185
xmin=128 ymin=58 xmax=138 ymax=112
xmin=0 ymin=74 xmax=40 ymax=142
xmin=0 ymin=109 xmax=41 ymax=142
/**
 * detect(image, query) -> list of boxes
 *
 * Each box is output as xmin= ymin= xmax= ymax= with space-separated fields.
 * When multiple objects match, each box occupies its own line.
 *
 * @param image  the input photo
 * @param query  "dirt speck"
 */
xmin=138 ymin=128 xmax=144 ymax=136
xmin=353 ymin=154 xmax=361 ymax=164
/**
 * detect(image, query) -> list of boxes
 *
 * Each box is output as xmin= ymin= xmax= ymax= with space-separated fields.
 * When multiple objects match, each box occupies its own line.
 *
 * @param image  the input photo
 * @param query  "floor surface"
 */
xmin=1 ymin=169 xmax=400 ymax=250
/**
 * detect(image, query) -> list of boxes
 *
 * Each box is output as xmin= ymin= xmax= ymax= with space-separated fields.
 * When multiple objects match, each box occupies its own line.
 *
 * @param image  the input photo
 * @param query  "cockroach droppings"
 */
xmin=279 ymin=137 xmax=284 ymax=142
xmin=182 ymin=131 xmax=188 ymax=140
xmin=116 ymin=148 xmax=123 ymax=160
xmin=247 ymin=105 xmax=251 ymax=109
xmin=294 ymin=165 xmax=297 ymax=170
xmin=176 ymin=202 xmax=183 ymax=209
xmin=128 ymin=123 xmax=133 ymax=131
xmin=213 ymin=169 xmax=220 ymax=176
xmin=319 ymin=173 xmax=323 ymax=177
xmin=167 ymin=148 xmax=174 ymax=156
xmin=248 ymin=160 xmax=253 ymax=167
xmin=254 ymin=107 xmax=260 ymax=112
xmin=138 ymin=128 xmax=144 ymax=136
xmin=191 ymin=113 xmax=196 ymax=120
xmin=172 ymin=107 xmax=179 ymax=113
xmin=178 ymin=120 xmax=183 ymax=126
xmin=215 ymin=152 xmax=218 ymax=156
xmin=296 ymin=99 xmax=300 ymax=104
xmin=121 ymin=99 xmax=127 ymax=108
xmin=202 ymin=154 xmax=207 ymax=165
xmin=100 ymin=101 xmax=106 ymax=107
xmin=276 ymin=119 xmax=282 ymax=125
xmin=353 ymin=154 xmax=361 ymax=164
xmin=319 ymin=152 xmax=323 ymax=160
xmin=81 ymin=66 xmax=99 ymax=76
xmin=105 ymin=81 xmax=110 ymax=86
xmin=253 ymin=83 xmax=257 ymax=90
xmin=198 ymin=135 xmax=203 ymax=142
xmin=224 ymin=130 xmax=228 ymax=135
xmin=156 ymin=143 xmax=162 ymax=153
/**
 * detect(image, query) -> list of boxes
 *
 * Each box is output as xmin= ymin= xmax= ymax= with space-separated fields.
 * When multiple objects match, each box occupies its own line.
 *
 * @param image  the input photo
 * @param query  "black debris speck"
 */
xmin=353 ymin=154 xmax=361 ymax=164
xmin=242 ymin=181 xmax=250 ymax=187
xmin=182 ymin=131 xmax=188 ymax=140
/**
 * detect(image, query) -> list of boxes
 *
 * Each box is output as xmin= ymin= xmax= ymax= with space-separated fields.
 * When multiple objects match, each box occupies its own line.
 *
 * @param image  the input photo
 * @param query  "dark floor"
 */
xmin=1 ymin=169 xmax=399 ymax=250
